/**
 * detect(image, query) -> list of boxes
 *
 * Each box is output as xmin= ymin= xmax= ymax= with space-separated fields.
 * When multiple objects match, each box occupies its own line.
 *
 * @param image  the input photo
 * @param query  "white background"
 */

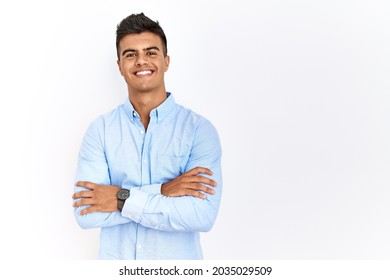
xmin=0 ymin=0 xmax=389 ymax=260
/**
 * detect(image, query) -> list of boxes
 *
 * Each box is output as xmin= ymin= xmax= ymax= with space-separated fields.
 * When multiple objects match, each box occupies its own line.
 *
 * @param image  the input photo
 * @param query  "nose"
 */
xmin=135 ymin=53 xmax=148 ymax=66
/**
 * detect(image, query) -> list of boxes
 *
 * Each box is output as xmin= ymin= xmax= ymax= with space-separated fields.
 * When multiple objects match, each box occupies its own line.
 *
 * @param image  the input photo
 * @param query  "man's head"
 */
xmin=116 ymin=13 xmax=170 ymax=96
xmin=116 ymin=13 xmax=168 ymax=60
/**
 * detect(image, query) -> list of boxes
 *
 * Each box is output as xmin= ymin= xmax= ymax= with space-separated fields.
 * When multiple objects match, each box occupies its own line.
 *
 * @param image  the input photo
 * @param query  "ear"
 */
xmin=117 ymin=59 xmax=124 ymax=76
xmin=164 ymin=55 xmax=170 ymax=72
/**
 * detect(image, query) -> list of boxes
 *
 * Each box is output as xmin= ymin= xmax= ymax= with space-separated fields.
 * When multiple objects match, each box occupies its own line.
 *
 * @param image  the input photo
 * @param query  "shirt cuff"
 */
xmin=121 ymin=188 xmax=149 ymax=223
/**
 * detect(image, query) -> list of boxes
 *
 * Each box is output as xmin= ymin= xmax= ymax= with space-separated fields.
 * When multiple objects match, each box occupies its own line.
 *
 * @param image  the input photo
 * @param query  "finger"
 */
xmin=79 ymin=204 xmax=106 ymax=215
xmin=187 ymin=175 xmax=217 ymax=187
xmin=72 ymin=190 xmax=94 ymax=199
xmin=187 ymin=190 xmax=207 ymax=200
xmin=189 ymin=183 xmax=215 ymax=195
xmin=75 ymin=181 xmax=96 ymax=189
xmin=80 ymin=206 xmax=94 ymax=216
xmin=192 ymin=184 xmax=216 ymax=195
xmin=185 ymin=167 xmax=213 ymax=176
xmin=75 ymin=181 xmax=86 ymax=187
xmin=73 ymin=198 xmax=94 ymax=208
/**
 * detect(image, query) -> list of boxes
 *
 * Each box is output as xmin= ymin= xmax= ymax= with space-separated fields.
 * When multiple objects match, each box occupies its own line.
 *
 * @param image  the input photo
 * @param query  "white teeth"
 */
xmin=136 ymin=70 xmax=152 ymax=75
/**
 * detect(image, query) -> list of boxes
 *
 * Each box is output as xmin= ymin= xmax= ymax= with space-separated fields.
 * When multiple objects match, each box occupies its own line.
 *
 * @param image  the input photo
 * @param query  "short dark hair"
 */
xmin=116 ymin=13 xmax=168 ymax=59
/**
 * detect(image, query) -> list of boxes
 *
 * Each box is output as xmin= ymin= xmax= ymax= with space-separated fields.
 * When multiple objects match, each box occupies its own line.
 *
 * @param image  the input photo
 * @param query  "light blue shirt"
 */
xmin=73 ymin=93 xmax=222 ymax=259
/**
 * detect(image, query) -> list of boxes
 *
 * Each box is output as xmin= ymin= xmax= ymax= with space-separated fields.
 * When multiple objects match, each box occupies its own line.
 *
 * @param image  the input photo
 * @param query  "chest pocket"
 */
xmin=152 ymin=136 xmax=191 ymax=182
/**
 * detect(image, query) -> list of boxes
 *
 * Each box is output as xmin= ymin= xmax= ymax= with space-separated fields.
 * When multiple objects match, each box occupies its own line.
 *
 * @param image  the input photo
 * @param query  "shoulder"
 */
xmin=175 ymin=103 xmax=216 ymax=129
xmin=174 ymin=103 xmax=220 ymax=146
xmin=174 ymin=104 xmax=222 ymax=161
xmin=89 ymin=102 xmax=127 ymax=130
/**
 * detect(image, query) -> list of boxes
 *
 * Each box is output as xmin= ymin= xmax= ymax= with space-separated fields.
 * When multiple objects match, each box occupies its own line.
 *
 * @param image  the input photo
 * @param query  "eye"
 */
xmin=147 ymin=51 xmax=157 ymax=56
xmin=125 ymin=53 xmax=136 ymax=58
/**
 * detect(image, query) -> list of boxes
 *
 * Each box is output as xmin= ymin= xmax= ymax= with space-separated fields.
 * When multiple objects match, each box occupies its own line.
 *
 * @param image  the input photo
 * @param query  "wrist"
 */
xmin=161 ymin=183 xmax=169 ymax=196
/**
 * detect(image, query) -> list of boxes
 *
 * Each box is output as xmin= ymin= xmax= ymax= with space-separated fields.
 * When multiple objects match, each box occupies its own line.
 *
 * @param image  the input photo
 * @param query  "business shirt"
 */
xmin=73 ymin=93 xmax=222 ymax=259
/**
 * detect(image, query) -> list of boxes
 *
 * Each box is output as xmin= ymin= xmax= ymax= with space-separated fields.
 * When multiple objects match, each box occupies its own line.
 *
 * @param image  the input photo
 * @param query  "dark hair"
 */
xmin=116 ymin=13 xmax=168 ymax=59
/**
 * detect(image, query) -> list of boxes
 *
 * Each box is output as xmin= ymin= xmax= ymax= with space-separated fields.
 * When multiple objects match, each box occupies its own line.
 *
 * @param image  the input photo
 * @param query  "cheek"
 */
xmin=119 ymin=59 xmax=132 ymax=70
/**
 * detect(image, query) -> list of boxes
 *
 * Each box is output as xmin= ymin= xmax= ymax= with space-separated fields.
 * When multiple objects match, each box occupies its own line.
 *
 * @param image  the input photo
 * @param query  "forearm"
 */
xmin=73 ymin=185 xmax=130 ymax=229
xmin=121 ymin=165 xmax=222 ymax=232
xmin=123 ymin=192 xmax=219 ymax=232
xmin=73 ymin=183 xmax=162 ymax=229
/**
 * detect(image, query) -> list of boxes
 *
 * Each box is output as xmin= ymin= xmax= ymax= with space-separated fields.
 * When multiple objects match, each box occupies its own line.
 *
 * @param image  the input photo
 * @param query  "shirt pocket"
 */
xmin=155 ymin=154 xmax=187 ymax=181
xmin=152 ymin=136 xmax=190 ymax=182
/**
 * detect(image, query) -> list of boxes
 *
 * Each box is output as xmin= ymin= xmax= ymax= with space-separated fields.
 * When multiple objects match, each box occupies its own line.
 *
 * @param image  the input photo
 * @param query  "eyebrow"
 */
xmin=121 ymin=46 xmax=161 ymax=56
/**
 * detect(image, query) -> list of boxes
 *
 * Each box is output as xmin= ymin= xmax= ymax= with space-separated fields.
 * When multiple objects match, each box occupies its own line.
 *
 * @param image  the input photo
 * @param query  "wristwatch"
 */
xmin=117 ymin=188 xmax=130 ymax=212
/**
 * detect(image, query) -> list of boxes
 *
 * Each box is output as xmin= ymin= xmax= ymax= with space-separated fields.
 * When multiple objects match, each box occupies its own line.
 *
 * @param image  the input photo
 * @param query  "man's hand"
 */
xmin=161 ymin=167 xmax=217 ymax=199
xmin=72 ymin=181 xmax=121 ymax=215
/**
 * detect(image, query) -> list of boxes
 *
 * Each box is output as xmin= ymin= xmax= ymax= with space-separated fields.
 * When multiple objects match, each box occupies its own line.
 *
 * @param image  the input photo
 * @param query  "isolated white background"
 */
xmin=0 ymin=0 xmax=389 ymax=260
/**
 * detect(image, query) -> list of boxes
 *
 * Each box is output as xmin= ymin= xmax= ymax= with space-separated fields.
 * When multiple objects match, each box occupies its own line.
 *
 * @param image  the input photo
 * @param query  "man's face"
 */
xmin=117 ymin=32 xmax=170 ymax=94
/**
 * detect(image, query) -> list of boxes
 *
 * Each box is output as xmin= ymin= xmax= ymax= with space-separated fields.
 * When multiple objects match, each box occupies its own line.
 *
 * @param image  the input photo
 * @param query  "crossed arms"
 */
xmin=73 ymin=167 xmax=217 ymax=214
xmin=72 ymin=118 xmax=222 ymax=232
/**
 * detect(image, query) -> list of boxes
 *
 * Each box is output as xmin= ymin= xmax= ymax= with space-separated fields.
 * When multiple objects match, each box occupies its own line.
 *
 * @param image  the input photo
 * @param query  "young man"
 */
xmin=72 ymin=13 xmax=222 ymax=260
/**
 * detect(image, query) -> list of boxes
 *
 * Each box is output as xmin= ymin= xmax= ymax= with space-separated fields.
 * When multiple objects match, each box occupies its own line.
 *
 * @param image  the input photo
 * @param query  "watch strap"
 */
xmin=117 ymin=199 xmax=125 ymax=212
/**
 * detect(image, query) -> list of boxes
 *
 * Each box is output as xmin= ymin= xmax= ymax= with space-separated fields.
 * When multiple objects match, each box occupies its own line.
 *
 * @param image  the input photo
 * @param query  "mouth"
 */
xmin=134 ymin=69 xmax=154 ymax=77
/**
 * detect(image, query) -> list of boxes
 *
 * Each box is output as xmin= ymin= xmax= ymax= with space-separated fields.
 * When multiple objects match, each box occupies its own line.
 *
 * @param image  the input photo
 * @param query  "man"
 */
xmin=72 ymin=13 xmax=222 ymax=260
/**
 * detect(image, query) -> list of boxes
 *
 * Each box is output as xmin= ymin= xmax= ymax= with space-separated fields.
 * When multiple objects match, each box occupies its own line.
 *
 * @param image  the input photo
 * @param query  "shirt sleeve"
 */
xmin=73 ymin=119 xmax=166 ymax=229
xmin=73 ymin=120 xmax=133 ymax=229
xmin=121 ymin=118 xmax=223 ymax=232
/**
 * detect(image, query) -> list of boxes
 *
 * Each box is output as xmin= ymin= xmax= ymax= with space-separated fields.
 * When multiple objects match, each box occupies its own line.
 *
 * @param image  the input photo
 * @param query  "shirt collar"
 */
xmin=124 ymin=92 xmax=175 ymax=123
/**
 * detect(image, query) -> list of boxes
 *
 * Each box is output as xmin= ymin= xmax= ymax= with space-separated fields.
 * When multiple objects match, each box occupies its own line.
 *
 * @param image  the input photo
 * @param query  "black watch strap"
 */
xmin=117 ymin=199 xmax=125 ymax=212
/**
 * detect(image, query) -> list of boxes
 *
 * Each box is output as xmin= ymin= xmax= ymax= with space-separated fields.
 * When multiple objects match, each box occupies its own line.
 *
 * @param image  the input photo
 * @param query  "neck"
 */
xmin=128 ymin=89 xmax=167 ymax=129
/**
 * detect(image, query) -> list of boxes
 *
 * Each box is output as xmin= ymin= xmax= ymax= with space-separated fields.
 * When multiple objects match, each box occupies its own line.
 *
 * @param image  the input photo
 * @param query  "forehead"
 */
xmin=119 ymin=32 xmax=163 ymax=51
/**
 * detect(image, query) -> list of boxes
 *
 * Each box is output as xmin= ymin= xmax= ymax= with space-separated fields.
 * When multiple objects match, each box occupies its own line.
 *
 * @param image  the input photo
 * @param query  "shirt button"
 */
xmin=140 ymin=130 xmax=144 ymax=134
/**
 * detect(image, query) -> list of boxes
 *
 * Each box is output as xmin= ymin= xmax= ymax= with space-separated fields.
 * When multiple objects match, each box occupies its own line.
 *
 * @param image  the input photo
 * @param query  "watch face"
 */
xmin=117 ymin=189 xmax=130 ymax=200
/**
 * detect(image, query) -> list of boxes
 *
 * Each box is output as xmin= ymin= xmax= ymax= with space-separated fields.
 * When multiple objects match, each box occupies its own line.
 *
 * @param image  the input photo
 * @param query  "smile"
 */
xmin=134 ymin=70 xmax=154 ymax=76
